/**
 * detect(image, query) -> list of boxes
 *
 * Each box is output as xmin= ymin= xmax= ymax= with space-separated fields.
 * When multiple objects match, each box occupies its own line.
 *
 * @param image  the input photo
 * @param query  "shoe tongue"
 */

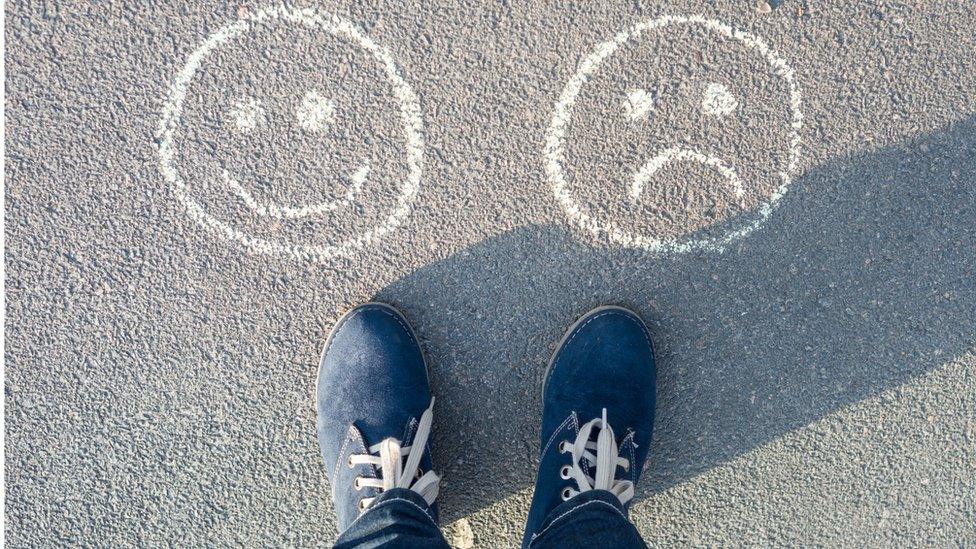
xmin=398 ymin=416 xmax=421 ymax=448
xmin=578 ymin=458 xmax=596 ymax=479
xmin=582 ymin=441 xmax=601 ymax=477
xmin=355 ymin=416 xmax=418 ymax=455
xmin=577 ymin=422 xmax=611 ymax=476
xmin=353 ymin=410 xmax=415 ymax=450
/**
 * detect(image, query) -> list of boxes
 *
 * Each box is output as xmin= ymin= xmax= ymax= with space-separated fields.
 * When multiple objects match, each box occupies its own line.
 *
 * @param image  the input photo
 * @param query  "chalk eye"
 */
xmin=228 ymin=96 xmax=264 ymax=133
xmin=622 ymin=88 xmax=655 ymax=121
xmin=701 ymin=82 xmax=738 ymax=117
xmin=295 ymin=90 xmax=336 ymax=134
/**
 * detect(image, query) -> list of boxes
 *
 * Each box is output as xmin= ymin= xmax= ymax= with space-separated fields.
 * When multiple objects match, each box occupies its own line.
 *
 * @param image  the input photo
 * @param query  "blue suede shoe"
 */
xmin=316 ymin=303 xmax=440 ymax=533
xmin=522 ymin=306 xmax=657 ymax=548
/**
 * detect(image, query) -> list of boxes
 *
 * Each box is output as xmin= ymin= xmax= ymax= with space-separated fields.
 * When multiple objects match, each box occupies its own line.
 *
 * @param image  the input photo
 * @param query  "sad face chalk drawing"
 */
xmin=157 ymin=6 xmax=423 ymax=261
xmin=545 ymin=15 xmax=804 ymax=254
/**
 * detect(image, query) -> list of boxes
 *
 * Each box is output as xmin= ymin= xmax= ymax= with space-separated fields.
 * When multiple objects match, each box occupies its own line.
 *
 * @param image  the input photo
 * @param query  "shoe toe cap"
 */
xmin=317 ymin=304 xmax=431 ymax=466
xmin=544 ymin=307 xmax=656 ymax=443
xmin=549 ymin=307 xmax=656 ymax=386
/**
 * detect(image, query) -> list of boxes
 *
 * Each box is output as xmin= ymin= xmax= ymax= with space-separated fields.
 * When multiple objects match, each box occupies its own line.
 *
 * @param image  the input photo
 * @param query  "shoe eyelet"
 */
xmin=353 ymin=477 xmax=362 ymax=491
xmin=560 ymin=465 xmax=571 ymax=480
xmin=347 ymin=456 xmax=355 ymax=468
xmin=358 ymin=499 xmax=367 ymax=511
xmin=558 ymin=441 xmax=568 ymax=453
xmin=561 ymin=487 xmax=572 ymax=501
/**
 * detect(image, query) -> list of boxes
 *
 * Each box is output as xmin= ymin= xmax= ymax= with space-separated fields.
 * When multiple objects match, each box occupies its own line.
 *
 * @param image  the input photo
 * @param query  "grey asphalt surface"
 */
xmin=5 ymin=0 xmax=976 ymax=546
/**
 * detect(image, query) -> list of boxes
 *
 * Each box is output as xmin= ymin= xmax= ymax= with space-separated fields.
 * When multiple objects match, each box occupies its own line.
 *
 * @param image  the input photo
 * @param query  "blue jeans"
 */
xmin=334 ymin=488 xmax=647 ymax=548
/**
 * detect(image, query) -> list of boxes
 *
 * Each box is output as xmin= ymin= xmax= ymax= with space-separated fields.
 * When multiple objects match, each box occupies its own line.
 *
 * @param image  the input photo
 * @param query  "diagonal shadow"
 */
xmin=376 ymin=117 xmax=976 ymax=521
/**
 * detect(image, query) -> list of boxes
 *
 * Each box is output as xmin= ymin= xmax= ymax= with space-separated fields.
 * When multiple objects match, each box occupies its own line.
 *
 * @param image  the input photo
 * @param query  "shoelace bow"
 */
xmin=560 ymin=408 xmax=634 ymax=504
xmin=348 ymin=399 xmax=440 ymax=512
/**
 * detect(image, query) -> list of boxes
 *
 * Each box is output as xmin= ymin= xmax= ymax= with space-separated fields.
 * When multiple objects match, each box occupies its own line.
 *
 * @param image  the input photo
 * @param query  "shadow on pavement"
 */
xmin=376 ymin=117 xmax=976 ymax=521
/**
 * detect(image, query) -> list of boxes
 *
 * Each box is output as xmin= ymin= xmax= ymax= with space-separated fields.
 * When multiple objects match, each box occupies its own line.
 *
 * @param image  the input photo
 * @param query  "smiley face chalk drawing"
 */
xmin=158 ymin=6 xmax=423 ymax=261
xmin=544 ymin=15 xmax=803 ymax=254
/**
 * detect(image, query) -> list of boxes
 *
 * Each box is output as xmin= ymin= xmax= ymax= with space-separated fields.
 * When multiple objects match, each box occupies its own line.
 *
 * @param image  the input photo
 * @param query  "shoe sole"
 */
xmin=541 ymin=305 xmax=647 ymax=400
xmin=315 ymin=301 xmax=431 ymax=403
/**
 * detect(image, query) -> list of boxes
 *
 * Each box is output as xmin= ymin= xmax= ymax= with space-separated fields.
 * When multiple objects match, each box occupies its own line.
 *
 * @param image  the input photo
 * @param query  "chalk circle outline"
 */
xmin=544 ymin=15 xmax=803 ymax=254
xmin=157 ymin=6 xmax=424 ymax=262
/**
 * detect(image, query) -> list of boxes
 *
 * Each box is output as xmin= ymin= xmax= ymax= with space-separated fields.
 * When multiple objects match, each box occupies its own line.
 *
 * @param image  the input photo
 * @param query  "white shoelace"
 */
xmin=348 ymin=399 xmax=440 ymax=512
xmin=559 ymin=408 xmax=634 ymax=504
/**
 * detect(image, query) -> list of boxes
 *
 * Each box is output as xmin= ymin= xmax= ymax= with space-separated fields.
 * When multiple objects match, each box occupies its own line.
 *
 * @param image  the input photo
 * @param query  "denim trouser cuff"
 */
xmin=334 ymin=488 xmax=448 ymax=549
xmin=527 ymin=489 xmax=646 ymax=549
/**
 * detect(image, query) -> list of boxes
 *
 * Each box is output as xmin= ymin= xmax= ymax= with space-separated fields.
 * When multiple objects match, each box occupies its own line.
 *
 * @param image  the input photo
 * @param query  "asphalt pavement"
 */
xmin=5 ymin=0 xmax=975 ymax=546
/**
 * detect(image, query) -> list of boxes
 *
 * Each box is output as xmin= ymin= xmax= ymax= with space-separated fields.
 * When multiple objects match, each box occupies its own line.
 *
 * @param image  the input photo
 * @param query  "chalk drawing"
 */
xmin=701 ymin=82 xmax=738 ymax=117
xmin=630 ymin=147 xmax=744 ymax=202
xmin=229 ymin=96 xmax=264 ymax=133
xmin=157 ymin=6 xmax=424 ymax=262
xmin=221 ymin=163 xmax=367 ymax=219
xmin=544 ymin=15 xmax=803 ymax=254
xmin=295 ymin=90 xmax=336 ymax=134
xmin=623 ymin=88 xmax=656 ymax=121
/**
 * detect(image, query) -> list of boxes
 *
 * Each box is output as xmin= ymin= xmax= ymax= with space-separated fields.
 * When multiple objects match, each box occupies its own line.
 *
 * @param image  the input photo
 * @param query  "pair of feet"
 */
xmin=316 ymin=303 xmax=656 ymax=546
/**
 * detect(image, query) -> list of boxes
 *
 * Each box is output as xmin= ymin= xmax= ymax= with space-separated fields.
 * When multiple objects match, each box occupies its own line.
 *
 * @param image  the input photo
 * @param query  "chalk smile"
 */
xmin=221 ymin=162 xmax=370 ymax=219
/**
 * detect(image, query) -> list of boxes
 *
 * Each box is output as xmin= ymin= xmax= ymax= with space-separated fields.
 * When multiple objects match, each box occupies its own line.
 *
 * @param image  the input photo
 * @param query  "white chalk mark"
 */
xmin=295 ymin=90 xmax=335 ymax=134
xmin=156 ymin=6 xmax=424 ymax=262
xmin=229 ymin=96 xmax=263 ymax=132
xmin=623 ymin=88 xmax=655 ymax=120
xmin=348 ymin=163 xmax=370 ymax=189
xmin=701 ymin=82 xmax=737 ymax=117
xmin=222 ymin=162 xmax=368 ymax=218
xmin=544 ymin=15 xmax=803 ymax=255
xmin=629 ymin=148 xmax=744 ymax=202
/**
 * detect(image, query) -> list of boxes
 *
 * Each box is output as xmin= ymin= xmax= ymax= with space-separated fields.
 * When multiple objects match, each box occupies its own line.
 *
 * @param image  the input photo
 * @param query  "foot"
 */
xmin=316 ymin=303 xmax=440 ymax=532
xmin=523 ymin=306 xmax=657 ymax=547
